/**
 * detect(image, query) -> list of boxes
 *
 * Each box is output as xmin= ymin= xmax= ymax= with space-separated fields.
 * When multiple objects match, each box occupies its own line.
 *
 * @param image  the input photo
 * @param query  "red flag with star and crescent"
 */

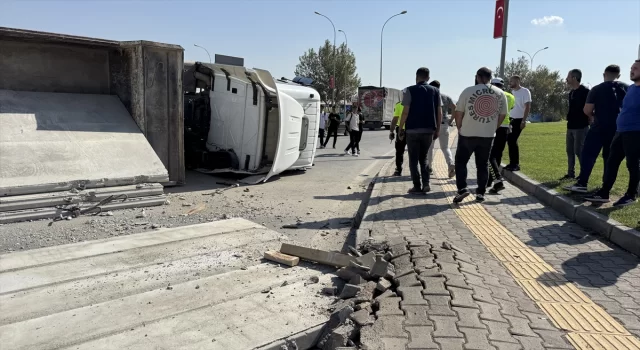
xmin=493 ymin=0 xmax=505 ymax=39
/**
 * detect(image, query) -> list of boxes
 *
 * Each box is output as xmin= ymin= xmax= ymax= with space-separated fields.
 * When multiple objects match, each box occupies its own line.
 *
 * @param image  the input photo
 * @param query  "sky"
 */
xmin=2 ymin=0 xmax=639 ymax=99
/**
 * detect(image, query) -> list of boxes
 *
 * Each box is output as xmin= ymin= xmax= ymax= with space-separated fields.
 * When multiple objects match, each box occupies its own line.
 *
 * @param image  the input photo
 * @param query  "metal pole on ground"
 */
xmin=379 ymin=11 xmax=407 ymax=87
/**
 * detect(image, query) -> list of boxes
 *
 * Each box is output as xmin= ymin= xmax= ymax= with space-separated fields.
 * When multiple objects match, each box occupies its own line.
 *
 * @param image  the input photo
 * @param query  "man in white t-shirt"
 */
xmin=505 ymin=75 xmax=532 ymax=171
xmin=453 ymin=67 xmax=508 ymax=203
xmin=318 ymin=107 xmax=328 ymax=148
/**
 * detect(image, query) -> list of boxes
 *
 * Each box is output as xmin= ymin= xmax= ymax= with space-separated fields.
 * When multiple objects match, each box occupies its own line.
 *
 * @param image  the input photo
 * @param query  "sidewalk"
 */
xmin=359 ymin=132 xmax=640 ymax=350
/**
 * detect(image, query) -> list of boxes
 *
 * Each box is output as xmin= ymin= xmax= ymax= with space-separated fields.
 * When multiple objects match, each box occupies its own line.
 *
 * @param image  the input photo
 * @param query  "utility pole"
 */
xmin=339 ymin=29 xmax=348 ymax=113
xmin=379 ymin=11 xmax=407 ymax=87
xmin=498 ymin=0 xmax=509 ymax=78
xmin=194 ymin=44 xmax=212 ymax=64
xmin=314 ymin=12 xmax=337 ymax=107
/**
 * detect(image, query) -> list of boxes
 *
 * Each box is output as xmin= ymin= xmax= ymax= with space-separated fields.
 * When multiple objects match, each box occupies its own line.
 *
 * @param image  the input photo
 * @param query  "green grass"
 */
xmin=517 ymin=122 xmax=639 ymax=230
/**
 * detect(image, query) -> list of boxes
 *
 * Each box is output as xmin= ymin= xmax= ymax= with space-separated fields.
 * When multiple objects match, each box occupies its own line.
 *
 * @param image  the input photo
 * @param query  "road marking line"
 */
xmin=431 ymin=145 xmax=640 ymax=349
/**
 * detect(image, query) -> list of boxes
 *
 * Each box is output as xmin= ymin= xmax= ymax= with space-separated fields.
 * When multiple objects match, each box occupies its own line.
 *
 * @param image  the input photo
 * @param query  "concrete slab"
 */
xmin=0 ymin=218 xmax=334 ymax=350
xmin=0 ymin=90 xmax=169 ymax=197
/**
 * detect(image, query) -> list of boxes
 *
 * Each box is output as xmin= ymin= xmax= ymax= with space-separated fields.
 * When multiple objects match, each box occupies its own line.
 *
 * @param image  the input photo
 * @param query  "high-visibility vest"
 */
xmin=503 ymin=91 xmax=515 ymax=126
xmin=394 ymin=102 xmax=405 ymax=130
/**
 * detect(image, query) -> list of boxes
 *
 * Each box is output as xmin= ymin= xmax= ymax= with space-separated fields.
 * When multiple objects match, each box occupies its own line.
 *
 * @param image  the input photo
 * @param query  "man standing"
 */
xmin=565 ymin=65 xmax=628 ymax=193
xmin=322 ymin=107 xmax=340 ymax=149
xmin=585 ymin=60 xmax=640 ymax=207
xmin=453 ymin=67 xmax=508 ymax=203
xmin=563 ymin=69 xmax=591 ymax=179
xmin=487 ymin=78 xmax=515 ymax=194
xmin=318 ymin=106 xmax=328 ymax=148
xmin=426 ymin=80 xmax=457 ymax=178
xmin=398 ymin=67 xmax=442 ymax=194
xmin=505 ymin=75 xmax=531 ymax=171
xmin=389 ymin=97 xmax=406 ymax=176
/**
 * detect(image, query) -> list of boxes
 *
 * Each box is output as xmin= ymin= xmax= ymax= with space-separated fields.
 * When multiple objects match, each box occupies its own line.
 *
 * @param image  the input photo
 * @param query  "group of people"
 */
xmin=389 ymin=59 xmax=639 ymax=206
xmin=318 ymin=106 xmax=364 ymax=156
xmin=562 ymin=63 xmax=640 ymax=207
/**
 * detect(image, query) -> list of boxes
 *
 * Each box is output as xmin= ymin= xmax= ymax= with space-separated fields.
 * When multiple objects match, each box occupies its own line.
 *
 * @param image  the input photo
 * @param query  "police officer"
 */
xmin=389 ymin=90 xmax=406 ymax=176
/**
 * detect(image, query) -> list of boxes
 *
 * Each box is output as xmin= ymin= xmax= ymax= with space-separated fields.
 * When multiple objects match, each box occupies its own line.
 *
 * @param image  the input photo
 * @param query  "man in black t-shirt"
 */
xmin=323 ymin=107 xmax=341 ymax=149
xmin=565 ymin=65 xmax=628 ymax=193
xmin=563 ymin=69 xmax=590 ymax=180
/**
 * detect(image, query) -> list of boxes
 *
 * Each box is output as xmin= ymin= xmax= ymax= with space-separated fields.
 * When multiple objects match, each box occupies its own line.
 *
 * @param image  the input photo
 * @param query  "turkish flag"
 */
xmin=493 ymin=0 xmax=505 ymax=39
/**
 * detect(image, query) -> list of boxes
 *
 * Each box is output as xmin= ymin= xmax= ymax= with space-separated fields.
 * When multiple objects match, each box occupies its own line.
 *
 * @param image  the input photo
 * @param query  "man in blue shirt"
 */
xmin=565 ymin=65 xmax=628 ymax=193
xmin=398 ymin=67 xmax=443 ymax=194
xmin=586 ymin=60 xmax=640 ymax=207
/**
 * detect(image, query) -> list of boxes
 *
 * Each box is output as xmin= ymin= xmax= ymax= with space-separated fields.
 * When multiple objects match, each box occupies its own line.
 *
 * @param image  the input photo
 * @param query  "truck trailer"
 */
xmin=356 ymin=86 xmax=403 ymax=130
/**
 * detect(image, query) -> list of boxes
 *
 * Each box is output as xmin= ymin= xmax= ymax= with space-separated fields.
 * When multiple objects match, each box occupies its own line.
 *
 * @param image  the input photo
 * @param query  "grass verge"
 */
xmin=517 ymin=122 xmax=639 ymax=230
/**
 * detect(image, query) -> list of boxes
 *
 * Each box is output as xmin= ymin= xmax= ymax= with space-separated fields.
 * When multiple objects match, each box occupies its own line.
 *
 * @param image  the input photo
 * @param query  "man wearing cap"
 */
xmin=389 ymin=95 xmax=407 ymax=176
xmin=487 ymin=78 xmax=515 ymax=194
xmin=453 ymin=67 xmax=508 ymax=203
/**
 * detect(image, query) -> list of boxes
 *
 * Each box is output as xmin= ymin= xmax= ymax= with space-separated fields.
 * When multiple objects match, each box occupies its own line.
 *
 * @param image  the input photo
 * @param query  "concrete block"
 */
xmin=374 ymin=289 xmax=396 ymax=301
xmin=280 ymin=243 xmax=355 ymax=267
xmin=354 ymin=282 xmax=377 ymax=303
xmin=264 ymin=251 xmax=299 ymax=267
xmin=551 ymin=195 xmax=580 ymax=221
xmin=610 ymin=225 xmax=640 ymax=257
xmin=574 ymin=207 xmax=615 ymax=239
xmin=504 ymin=171 xmax=540 ymax=195
xmin=370 ymin=257 xmax=393 ymax=279
xmin=376 ymin=278 xmax=392 ymax=292
xmin=339 ymin=284 xmax=361 ymax=299
xmin=322 ymin=323 xmax=355 ymax=350
xmin=356 ymin=251 xmax=376 ymax=269
xmin=533 ymin=186 xmax=559 ymax=208
xmin=349 ymin=275 xmax=365 ymax=285
xmin=349 ymin=309 xmax=373 ymax=326
xmin=323 ymin=287 xmax=338 ymax=296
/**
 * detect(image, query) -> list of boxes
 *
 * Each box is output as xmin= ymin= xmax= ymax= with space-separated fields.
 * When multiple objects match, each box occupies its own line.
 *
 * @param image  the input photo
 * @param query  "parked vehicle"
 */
xmin=357 ymin=86 xmax=403 ymax=130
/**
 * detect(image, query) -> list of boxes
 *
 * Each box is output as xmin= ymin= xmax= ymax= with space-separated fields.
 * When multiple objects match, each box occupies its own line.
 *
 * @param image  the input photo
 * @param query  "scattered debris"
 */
xmin=184 ymin=203 xmax=206 ymax=216
xmin=322 ymin=286 xmax=338 ymax=296
xmin=348 ymin=246 xmax=362 ymax=257
xmin=264 ymin=250 xmax=300 ymax=267
xmin=261 ymin=287 xmax=272 ymax=294
xmin=281 ymin=224 xmax=299 ymax=229
xmin=280 ymin=243 xmax=355 ymax=268
xmin=339 ymin=284 xmax=361 ymax=299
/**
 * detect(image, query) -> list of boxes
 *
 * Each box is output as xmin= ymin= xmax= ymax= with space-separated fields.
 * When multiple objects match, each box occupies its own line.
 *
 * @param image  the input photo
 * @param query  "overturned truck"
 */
xmin=0 ymin=27 xmax=319 ymax=223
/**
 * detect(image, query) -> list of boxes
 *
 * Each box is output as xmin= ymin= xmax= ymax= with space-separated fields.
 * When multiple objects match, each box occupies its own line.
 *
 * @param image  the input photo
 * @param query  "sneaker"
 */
xmin=422 ymin=184 xmax=431 ymax=193
xmin=408 ymin=187 xmax=424 ymax=194
xmin=428 ymin=167 xmax=434 ymax=175
xmin=453 ymin=188 xmax=471 ymax=203
xmin=613 ymin=194 xmax=637 ymax=207
xmin=448 ymin=165 xmax=456 ymax=178
xmin=476 ymin=194 xmax=485 ymax=203
xmin=584 ymin=191 xmax=610 ymax=203
xmin=488 ymin=181 xmax=505 ymax=194
xmin=564 ymin=183 xmax=588 ymax=193
xmin=504 ymin=164 xmax=520 ymax=171
xmin=393 ymin=170 xmax=402 ymax=176
xmin=344 ymin=150 xmax=351 ymax=155
xmin=353 ymin=152 xmax=359 ymax=157
xmin=560 ymin=174 xmax=575 ymax=180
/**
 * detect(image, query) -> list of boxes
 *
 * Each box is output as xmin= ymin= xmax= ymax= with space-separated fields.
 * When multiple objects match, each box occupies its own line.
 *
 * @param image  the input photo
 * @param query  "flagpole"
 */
xmin=499 ymin=0 xmax=510 ymax=78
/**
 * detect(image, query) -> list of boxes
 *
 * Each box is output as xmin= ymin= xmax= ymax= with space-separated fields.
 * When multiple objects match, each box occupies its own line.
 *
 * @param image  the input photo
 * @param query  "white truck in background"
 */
xmin=357 ymin=86 xmax=403 ymax=130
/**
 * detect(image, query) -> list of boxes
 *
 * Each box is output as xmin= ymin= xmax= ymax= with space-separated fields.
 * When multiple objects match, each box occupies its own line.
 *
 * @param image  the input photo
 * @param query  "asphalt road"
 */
xmin=0 ymin=129 xmax=397 ymax=253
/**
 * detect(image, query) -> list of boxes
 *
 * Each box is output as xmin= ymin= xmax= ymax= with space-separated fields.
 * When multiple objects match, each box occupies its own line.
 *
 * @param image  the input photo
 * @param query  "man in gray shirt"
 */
xmin=426 ymin=80 xmax=457 ymax=178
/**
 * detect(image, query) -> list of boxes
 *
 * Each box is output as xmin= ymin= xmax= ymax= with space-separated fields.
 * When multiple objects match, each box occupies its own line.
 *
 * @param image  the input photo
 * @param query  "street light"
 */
xmin=517 ymin=46 xmax=549 ymax=70
xmin=380 ymin=10 xmax=407 ymax=87
xmin=338 ymin=29 xmax=348 ymax=112
xmin=315 ymin=11 xmax=337 ymax=106
xmin=193 ymin=44 xmax=212 ymax=64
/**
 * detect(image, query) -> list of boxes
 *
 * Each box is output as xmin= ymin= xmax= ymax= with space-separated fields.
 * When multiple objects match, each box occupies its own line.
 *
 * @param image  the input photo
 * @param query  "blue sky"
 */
xmin=2 ymin=0 xmax=639 ymax=99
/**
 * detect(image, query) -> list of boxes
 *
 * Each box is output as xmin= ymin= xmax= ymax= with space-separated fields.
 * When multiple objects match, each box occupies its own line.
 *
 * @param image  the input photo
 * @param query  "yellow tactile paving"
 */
xmin=430 ymin=144 xmax=640 ymax=350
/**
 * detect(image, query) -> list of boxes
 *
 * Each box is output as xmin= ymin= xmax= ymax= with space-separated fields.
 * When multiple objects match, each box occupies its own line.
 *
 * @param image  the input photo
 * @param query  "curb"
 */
xmin=354 ymin=158 xmax=394 ymax=247
xmin=502 ymin=168 xmax=640 ymax=256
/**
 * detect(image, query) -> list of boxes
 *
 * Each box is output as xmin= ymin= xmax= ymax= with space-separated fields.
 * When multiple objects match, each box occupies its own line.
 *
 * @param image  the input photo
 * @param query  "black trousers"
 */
xmin=324 ymin=126 xmax=338 ymax=148
xmin=455 ymin=136 xmax=494 ymax=195
xmin=395 ymin=129 xmax=407 ymax=172
xmin=601 ymin=131 xmax=640 ymax=198
xmin=345 ymin=130 xmax=357 ymax=152
xmin=406 ymin=132 xmax=434 ymax=189
xmin=488 ymin=127 xmax=509 ymax=185
xmin=354 ymin=129 xmax=363 ymax=152
xmin=508 ymin=119 xmax=524 ymax=166
xmin=318 ymin=128 xmax=325 ymax=146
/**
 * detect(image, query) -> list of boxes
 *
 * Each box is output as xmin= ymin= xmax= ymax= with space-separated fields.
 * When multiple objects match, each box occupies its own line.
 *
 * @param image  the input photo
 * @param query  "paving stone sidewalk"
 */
xmin=359 ymin=135 xmax=640 ymax=349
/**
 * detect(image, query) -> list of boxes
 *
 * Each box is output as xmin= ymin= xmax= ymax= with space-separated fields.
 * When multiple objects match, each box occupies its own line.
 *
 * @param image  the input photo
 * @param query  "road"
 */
xmin=0 ymin=130 xmax=396 ymax=253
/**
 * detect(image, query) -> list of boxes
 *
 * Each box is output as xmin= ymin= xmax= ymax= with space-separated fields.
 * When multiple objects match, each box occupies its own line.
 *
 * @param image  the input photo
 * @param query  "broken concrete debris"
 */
xmin=264 ymin=250 xmax=300 ymax=267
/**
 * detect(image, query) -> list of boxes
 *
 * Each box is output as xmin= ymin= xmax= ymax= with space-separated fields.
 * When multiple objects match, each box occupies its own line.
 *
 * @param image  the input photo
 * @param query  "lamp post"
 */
xmin=314 ymin=11 xmax=337 ymax=107
xmin=193 ymin=44 xmax=211 ymax=64
xmin=517 ymin=47 xmax=549 ymax=70
xmin=338 ymin=29 xmax=348 ymax=113
xmin=380 ymin=11 xmax=407 ymax=87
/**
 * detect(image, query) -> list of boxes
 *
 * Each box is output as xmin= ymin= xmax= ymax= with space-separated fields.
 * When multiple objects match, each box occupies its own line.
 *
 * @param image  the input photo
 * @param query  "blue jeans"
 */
xmin=406 ymin=132 xmax=434 ymax=189
xmin=577 ymin=126 xmax=616 ymax=186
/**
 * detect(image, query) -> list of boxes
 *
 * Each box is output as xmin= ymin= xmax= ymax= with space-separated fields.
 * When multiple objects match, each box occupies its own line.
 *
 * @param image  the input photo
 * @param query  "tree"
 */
xmin=294 ymin=40 xmax=361 ymax=105
xmin=497 ymin=56 xmax=569 ymax=122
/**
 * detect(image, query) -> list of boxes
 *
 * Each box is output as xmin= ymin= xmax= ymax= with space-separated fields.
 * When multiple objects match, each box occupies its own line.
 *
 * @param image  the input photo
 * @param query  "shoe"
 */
xmin=448 ymin=165 xmax=455 ymax=178
xmin=333 ymin=146 xmax=336 ymax=149
xmin=560 ymin=174 xmax=575 ymax=180
xmin=613 ymin=194 xmax=637 ymax=207
xmin=564 ymin=183 xmax=588 ymax=193
xmin=584 ymin=191 xmax=610 ymax=203
xmin=345 ymin=150 xmax=351 ymax=155
xmin=504 ymin=164 xmax=520 ymax=171
xmin=488 ymin=181 xmax=505 ymax=194
xmin=352 ymin=152 xmax=359 ymax=157
xmin=408 ymin=187 xmax=424 ymax=194
xmin=393 ymin=170 xmax=402 ymax=176
xmin=429 ymin=167 xmax=434 ymax=175
xmin=476 ymin=194 xmax=485 ymax=203
xmin=453 ymin=188 xmax=470 ymax=203
xmin=422 ymin=184 xmax=431 ymax=193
